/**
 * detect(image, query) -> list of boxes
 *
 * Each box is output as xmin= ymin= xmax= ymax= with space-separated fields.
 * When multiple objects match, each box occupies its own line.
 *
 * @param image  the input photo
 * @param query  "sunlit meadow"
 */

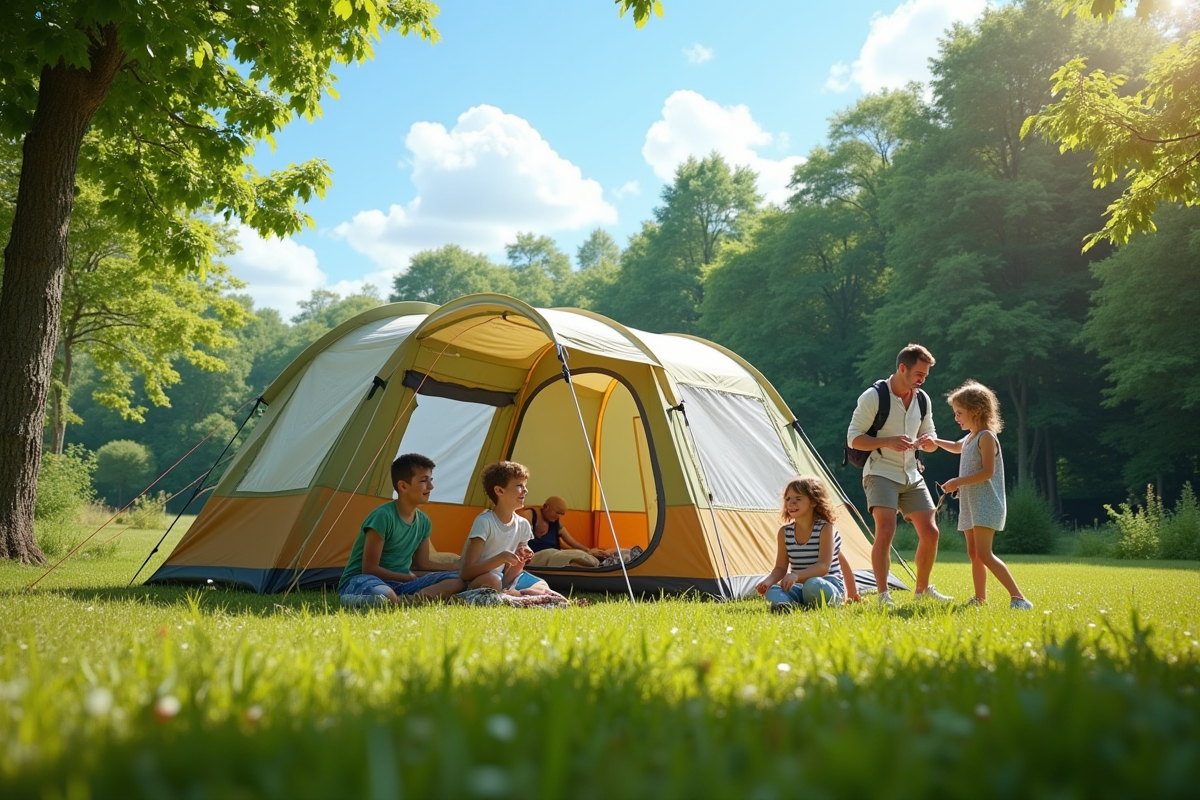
xmin=1 ymin=525 xmax=1198 ymax=798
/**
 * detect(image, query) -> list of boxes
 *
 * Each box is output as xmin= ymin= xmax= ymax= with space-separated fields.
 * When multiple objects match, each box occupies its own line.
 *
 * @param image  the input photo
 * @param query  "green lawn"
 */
xmin=1 ymin=527 xmax=1198 ymax=799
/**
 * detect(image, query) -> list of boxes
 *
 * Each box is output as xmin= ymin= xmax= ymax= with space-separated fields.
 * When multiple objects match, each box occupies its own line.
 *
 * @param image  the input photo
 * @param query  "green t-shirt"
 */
xmin=338 ymin=502 xmax=431 ymax=589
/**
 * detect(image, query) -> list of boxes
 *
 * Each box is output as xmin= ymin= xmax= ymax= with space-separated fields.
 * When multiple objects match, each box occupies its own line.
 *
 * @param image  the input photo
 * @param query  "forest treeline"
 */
xmin=17 ymin=1 xmax=1198 ymax=521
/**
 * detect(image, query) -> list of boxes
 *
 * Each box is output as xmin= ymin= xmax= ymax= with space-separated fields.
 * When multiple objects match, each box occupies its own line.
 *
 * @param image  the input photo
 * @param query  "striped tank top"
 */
xmin=784 ymin=520 xmax=842 ymax=577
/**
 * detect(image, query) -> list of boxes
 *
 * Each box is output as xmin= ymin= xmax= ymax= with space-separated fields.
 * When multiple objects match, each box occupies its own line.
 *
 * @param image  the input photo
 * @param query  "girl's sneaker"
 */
xmin=1010 ymin=597 xmax=1034 ymax=611
xmin=966 ymin=596 xmax=986 ymax=607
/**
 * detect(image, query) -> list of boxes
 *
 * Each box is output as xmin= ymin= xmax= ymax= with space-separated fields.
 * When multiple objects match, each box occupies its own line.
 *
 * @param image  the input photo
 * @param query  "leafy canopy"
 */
xmin=1024 ymin=0 xmax=1199 ymax=249
xmin=0 ymin=2 xmax=442 ymax=276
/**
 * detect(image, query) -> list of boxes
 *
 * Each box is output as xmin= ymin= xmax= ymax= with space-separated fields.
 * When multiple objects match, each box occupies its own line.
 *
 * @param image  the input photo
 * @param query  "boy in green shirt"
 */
xmin=338 ymin=453 xmax=465 ymax=607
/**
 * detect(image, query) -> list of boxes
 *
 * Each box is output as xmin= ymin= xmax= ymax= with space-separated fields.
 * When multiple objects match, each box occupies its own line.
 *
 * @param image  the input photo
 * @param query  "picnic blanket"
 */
xmin=454 ymin=588 xmax=572 ymax=608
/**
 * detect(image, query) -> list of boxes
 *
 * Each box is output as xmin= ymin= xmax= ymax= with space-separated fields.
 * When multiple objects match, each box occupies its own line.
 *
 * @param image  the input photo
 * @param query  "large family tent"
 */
xmin=148 ymin=294 xmax=903 ymax=597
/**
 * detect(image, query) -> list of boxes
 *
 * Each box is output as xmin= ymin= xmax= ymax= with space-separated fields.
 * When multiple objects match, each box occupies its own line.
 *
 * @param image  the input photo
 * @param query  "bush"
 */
xmin=995 ymin=482 xmax=1058 ymax=555
xmin=35 ymin=445 xmax=97 ymax=523
xmin=1074 ymin=525 xmax=1118 ymax=558
xmin=94 ymin=440 xmax=154 ymax=507
xmin=1107 ymin=485 xmax=1162 ymax=560
xmin=1158 ymin=483 xmax=1200 ymax=561
xmin=116 ymin=491 xmax=168 ymax=530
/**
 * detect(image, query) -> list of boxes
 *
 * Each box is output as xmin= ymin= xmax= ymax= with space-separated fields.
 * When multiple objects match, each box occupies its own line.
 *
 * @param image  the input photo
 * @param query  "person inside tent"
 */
xmin=338 ymin=453 xmax=465 ymax=607
xmin=520 ymin=496 xmax=615 ymax=569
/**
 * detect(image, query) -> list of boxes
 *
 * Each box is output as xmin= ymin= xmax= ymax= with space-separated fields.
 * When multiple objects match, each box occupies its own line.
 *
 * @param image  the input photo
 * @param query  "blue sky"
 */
xmin=232 ymin=0 xmax=992 ymax=318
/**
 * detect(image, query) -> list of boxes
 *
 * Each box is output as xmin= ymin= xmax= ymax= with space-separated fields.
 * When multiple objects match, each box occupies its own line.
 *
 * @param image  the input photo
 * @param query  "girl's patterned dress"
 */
xmin=957 ymin=430 xmax=1006 ymax=532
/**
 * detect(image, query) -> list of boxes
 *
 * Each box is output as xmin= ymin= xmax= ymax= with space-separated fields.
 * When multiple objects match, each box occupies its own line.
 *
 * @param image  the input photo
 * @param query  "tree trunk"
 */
xmin=50 ymin=344 xmax=74 ymax=456
xmin=0 ymin=26 xmax=124 ymax=564
xmin=1006 ymin=372 xmax=1031 ymax=486
xmin=1043 ymin=428 xmax=1059 ymax=517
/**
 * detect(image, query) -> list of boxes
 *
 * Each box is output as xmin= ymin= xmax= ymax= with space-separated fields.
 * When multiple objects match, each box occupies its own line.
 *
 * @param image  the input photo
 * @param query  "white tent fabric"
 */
xmin=238 ymin=315 xmax=426 ymax=493
xmin=678 ymin=384 xmax=797 ymax=510
xmin=393 ymin=395 xmax=497 ymax=504
xmin=637 ymin=331 xmax=762 ymax=395
xmin=540 ymin=309 xmax=658 ymax=365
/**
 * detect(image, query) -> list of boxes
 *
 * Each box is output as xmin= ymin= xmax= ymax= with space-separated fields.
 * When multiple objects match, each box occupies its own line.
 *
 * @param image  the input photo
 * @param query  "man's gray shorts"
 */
xmin=863 ymin=474 xmax=935 ymax=517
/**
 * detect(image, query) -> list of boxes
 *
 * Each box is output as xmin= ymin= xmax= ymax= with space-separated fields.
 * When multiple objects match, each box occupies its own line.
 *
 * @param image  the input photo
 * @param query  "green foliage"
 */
xmin=1101 ymin=483 xmax=1200 ymax=560
xmin=1159 ymin=483 xmax=1200 ymax=560
xmin=1107 ymin=484 xmax=1164 ymax=559
xmin=390 ymin=245 xmax=516 ymax=305
xmin=576 ymin=227 xmax=621 ymax=270
xmin=505 ymin=232 xmax=572 ymax=307
xmin=34 ymin=445 xmax=97 ymax=524
xmin=1081 ymin=204 xmax=1200 ymax=485
xmin=1074 ymin=525 xmax=1118 ymax=557
xmin=604 ymin=153 xmax=759 ymax=333
xmin=997 ymin=483 xmax=1060 ymax=555
xmin=32 ymin=445 xmax=98 ymax=558
xmin=860 ymin=0 xmax=1146 ymax=492
xmin=1026 ymin=0 xmax=1199 ymax=248
xmin=94 ymin=440 xmax=155 ymax=508
xmin=616 ymin=0 xmax=664 ymax=28
xmin=1 ymin=540 xmax=1199 ymax=798
xmin=0 ymin=2 xmax=442 ymax=261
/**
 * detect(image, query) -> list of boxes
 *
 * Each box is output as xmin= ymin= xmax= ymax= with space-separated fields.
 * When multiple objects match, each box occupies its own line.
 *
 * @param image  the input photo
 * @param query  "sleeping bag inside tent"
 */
xmin=147 ymin=294 xmax=902 ymax=597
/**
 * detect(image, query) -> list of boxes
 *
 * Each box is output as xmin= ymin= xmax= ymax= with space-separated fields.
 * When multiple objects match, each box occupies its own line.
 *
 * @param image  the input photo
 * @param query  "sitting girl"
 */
xmin=757 ymin=477 xmax=858 ymax=612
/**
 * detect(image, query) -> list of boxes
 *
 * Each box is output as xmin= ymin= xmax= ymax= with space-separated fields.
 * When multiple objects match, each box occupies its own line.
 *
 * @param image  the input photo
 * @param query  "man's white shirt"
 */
xmin=846 ymin=382 xmax=936 ymax=484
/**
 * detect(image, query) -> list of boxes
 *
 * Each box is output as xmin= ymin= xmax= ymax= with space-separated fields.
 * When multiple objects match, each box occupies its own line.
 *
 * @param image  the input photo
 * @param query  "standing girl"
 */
xmin=935 ymin=381 xmax=1033 ymax=610
xmin=757 ymin=477 xmax=860 ymax=611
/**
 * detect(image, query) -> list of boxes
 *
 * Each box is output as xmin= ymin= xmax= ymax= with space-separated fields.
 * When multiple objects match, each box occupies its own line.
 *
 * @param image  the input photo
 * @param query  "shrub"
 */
xmin=1108 ymin=485 xmax=1162 ymax=560
xmin=94 ymin=440 xmax=154 ymax=507
xmin=118 ymin=491 xmax=168 ymax=530
xmin=1074 ymin=525 xmax=1118 ymax=558
xmin=1159 ymin=483 xmax=1200 ymax=561
xmin=34 ymin=446 xmax=98 ymax=558
xmin=995 ymin=482 xmax=1057 ymax=555
xmin=35 ymin=445 xmax=97 ymax=523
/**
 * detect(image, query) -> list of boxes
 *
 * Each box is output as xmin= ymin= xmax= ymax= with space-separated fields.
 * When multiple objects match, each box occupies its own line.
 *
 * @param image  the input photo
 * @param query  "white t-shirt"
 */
xmin=845 ymin=382 xmax=936 ymax=484
xmin=461 ymin=509 xmax=533 ymax=578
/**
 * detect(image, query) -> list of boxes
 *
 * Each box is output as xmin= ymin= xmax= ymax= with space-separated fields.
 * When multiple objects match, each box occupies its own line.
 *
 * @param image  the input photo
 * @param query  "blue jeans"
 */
xmin=765 ymin=576 xmax=844 ymax=609
xmin=339 ymin=572 xmax=460 ymax=607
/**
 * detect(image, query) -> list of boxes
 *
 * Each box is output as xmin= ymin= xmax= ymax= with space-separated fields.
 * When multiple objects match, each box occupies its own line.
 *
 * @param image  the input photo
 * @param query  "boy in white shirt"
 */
xmin=459 ymin=461 xmax=553 ymax=596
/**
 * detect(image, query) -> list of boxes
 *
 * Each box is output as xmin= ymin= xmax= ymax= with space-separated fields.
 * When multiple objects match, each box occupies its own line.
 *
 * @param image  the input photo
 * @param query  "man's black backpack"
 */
xmin=843 ymin=379 xmax=929 ymax=469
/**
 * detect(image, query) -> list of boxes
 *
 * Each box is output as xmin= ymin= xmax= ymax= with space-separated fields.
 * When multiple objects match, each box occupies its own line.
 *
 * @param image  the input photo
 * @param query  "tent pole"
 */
xmin=128 ymin=397 xmax=263 ymax=587
xmin=669 ymin=401 xmax=735 ymax=600
xmin=556 ymin=345 xmax=637 ymax=605
xmin=790 ymin=421 xmax=917 ymax=587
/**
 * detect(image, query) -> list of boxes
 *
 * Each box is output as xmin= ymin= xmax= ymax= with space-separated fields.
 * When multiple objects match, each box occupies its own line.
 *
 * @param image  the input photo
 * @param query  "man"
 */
xmin=846 ymin=343 xmax=951 ymax=607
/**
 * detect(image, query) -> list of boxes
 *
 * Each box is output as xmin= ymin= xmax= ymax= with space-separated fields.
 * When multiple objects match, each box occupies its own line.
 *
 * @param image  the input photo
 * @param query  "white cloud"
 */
xmin=226 ymin=225 xmax=327 ymax=320
xmin=613 ymin=180 xmax=640 ymax=200
xmin=828 ymin=0 xmax=989 ymax=93
xmin=642 ymin=90 xmax=804 ymax=206
xmin=333 ymin=104 xmax=617 ymax=273
xmin=683 ymin=43 xmax=714 ymax=65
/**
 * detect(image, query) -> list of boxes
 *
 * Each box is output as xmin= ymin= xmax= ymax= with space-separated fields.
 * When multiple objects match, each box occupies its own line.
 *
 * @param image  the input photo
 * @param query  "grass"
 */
xmin=1 ymin=524 xmax=1199 ymax=799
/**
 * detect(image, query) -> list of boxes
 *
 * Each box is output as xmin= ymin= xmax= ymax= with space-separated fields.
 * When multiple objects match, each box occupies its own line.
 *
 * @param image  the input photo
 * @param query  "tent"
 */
xmin=148 ymin=294 xmax=902 ymax=597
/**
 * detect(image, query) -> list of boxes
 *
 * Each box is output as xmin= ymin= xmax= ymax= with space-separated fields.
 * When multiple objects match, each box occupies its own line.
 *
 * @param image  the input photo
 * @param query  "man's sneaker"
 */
xmin=1010 ymin=597 xmax=1034 ymax=611
xmin=915 ymin=585 xmax=954 ymax=603
xmin=769 ymin=601 xmax=795 ymax=615
xmin=877 ymin=590 xmax=895 ymax=608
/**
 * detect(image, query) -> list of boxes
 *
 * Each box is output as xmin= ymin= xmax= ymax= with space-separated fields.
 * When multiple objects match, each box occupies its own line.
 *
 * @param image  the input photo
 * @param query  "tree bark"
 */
xmin=1006 ymin=372 xmax=1031 ymax=486
xmin=50 ymin=343 xmax=74 ymax=456
xmin=0 ymin=26 xmax=124 ymax=564
xmin=1043 ymin=428 xmax=1059 ymax=517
